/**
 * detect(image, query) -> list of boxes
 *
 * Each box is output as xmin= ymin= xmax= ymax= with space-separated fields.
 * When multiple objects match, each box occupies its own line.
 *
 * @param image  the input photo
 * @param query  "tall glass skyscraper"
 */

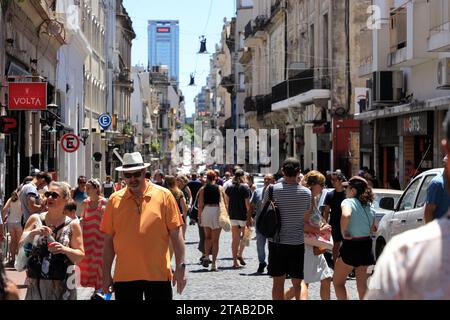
xmin=148 ymin=20 xmax=179 ymax=83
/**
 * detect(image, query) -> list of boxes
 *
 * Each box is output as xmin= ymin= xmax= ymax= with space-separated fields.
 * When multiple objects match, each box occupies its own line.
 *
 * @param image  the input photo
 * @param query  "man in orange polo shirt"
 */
xmin=101 ymin=152 xmax=186 ymax=300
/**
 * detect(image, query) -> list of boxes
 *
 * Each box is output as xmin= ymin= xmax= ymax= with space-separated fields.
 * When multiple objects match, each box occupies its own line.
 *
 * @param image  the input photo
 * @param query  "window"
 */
xmin=239 ymin=73 xmax=245 ymax=91
xmin=416 ymin=175 xmax=437 ymax=208
xmin=398 ymin=178 xmax=421 ymax=211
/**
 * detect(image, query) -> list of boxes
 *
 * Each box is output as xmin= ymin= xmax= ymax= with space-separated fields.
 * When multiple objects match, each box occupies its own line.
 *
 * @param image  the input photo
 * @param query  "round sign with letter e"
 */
xmin=61 ymin=133 xmax=81 ymax=153
xmin=99 ymin=113 xmax=112 ymax=130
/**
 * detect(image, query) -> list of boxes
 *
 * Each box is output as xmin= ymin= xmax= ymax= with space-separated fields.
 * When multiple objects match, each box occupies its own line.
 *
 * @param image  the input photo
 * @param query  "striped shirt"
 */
xmin=263 ymin=182 xmax=311 ymax=245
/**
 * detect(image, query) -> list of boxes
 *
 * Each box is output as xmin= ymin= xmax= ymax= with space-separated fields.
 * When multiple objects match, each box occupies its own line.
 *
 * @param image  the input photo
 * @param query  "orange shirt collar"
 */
xmin=124 ymin=181 xmax=154 ymax=200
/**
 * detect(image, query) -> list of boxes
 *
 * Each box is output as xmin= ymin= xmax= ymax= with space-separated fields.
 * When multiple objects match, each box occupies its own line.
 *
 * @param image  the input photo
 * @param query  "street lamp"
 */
xmin=80 ymin=128 xmax=90 ymax=145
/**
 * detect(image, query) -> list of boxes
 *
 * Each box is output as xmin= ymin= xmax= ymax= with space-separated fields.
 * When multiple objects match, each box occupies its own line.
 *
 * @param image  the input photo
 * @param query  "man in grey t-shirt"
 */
xmin=19 ymin=172 xmax=52 ymax=225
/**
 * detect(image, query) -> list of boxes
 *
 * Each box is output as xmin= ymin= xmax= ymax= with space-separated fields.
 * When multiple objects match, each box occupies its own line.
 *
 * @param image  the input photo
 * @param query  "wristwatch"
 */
xmin=178 ymin=263 xmax=186 ymax=270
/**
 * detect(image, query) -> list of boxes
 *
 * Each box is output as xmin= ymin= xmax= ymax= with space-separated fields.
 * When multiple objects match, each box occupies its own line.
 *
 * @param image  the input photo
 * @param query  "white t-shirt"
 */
xmin=365 ymin=212 xmax=450 ymax=300
xmin=223 ymin=179 xmax=233 ymax=191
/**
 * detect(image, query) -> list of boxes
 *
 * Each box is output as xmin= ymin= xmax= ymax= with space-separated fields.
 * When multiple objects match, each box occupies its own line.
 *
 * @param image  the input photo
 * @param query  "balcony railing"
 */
xmin=255 ymin=94 xmax=272 ymax=119
xmin=271 ymin=0 xmax=281 ymax=16
xmin=272 ymin=69 xmax=315 ymax=104
xmin=429 ymin=0 xmax=450 ymax=33
xmin=244 ymin=97 xmax=256 ymax=113
xmin=244 ymin=20 xmax=253 ymax=39
xmin=390 ymin=8 xmax=407 ymax=53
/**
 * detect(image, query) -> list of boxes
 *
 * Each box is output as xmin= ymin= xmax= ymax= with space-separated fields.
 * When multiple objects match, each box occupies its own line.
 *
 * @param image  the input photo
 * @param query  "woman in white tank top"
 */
xmin=1 ymin=191 xmax=24 ymax=266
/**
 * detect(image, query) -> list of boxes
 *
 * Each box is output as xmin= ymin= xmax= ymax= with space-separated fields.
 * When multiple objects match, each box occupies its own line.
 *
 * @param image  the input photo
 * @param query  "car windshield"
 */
xmin=373 ymin=193 xmax=402 ymax=209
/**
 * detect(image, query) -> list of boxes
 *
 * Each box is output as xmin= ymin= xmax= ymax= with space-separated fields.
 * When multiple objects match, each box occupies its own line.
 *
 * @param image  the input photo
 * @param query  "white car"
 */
xmin=252 ymin=174 xmax=265 ymax=189
xmin=374 ymin=168 xmax=444 ymax=260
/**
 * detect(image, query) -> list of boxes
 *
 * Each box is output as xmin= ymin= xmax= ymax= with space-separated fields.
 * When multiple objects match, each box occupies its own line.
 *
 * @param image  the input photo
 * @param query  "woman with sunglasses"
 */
xmin=78 ymin=179 xmax=107 ymax=299
xmin=19 ymin=182 xmax=84 ymax=300
xmin=333 ymin=176 xmax=376 ymax=300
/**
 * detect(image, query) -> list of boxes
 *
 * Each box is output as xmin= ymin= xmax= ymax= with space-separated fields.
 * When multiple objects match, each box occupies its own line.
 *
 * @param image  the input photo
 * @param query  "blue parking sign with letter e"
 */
xmin=99 ymin=113 xmax=112 ymax=130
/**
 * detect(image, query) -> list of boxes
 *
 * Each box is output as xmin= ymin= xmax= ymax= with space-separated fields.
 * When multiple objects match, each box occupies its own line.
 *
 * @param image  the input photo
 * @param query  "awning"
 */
xmin=355 ymin=95 xmax=450 ymax=121
xmin=272 ymin=89 xmax=331 ymax=112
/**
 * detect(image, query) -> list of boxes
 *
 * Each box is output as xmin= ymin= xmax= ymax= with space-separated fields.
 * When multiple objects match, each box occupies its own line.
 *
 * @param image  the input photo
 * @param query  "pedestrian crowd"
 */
xmin=2 ymin=114 xmax=450 ymax=301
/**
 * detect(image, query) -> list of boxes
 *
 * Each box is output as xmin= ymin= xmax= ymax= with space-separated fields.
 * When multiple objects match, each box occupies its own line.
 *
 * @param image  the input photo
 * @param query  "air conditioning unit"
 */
xmin=437 ymin=58 xmax=450 ymax=89
xmin=372 ymin=71 xmax=404 ymax=105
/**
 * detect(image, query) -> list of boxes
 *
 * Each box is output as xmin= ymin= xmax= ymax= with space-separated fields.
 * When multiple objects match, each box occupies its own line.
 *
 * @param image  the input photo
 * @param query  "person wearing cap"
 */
xmin=333 ymin=176 xmax=376 ymax=300
xmin=424 ymin=155 xmax=450 ymax=223
xmin=365 ymin=112 xmax=450 ymax=300
xmin=323 ymin=171 xmax=348 ymax=266
xmin=101 ymin=152 xmax=186 ymax=300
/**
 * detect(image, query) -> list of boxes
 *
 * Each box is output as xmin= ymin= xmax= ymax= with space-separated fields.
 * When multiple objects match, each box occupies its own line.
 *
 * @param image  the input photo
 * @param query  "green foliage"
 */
xmin=151 ymin=141 xmax=161 ymax=153
xmin=123 ymin=122 xmax=132 ymax=135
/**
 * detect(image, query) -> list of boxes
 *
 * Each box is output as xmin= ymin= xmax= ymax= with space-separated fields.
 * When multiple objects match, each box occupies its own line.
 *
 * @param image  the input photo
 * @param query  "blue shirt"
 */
xmin=426 ymin=174 xmax=450 ymax=220
xmin=341 ymin=198 xmax=375 ymax=238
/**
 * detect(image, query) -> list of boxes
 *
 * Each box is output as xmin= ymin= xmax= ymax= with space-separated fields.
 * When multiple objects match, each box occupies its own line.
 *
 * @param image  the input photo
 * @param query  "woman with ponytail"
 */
xmin=333 ymin=176 xmax=376 ymax=300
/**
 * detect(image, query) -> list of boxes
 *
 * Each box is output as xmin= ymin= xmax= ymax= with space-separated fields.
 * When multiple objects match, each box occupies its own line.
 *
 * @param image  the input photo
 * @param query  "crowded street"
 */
xmin=2 ymin=0 xmax=450 ymax=305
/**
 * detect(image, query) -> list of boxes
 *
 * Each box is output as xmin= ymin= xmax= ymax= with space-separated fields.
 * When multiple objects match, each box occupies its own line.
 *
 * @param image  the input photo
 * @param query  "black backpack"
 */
xmin=256 ymin=185 xmax=281 ymax=238
xmin=27 ymin=218 xmax=73 ymax=281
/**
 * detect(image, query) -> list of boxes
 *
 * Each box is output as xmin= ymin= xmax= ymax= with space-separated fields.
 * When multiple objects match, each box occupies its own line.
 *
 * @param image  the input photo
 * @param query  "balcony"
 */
xmin=244 ymin=20 xmax=253 ymax=39
xmin=271 ymin=0 xmax=282 ymax=17
xmin=244 ymin=97 xmax=256 ymax=113
xmin=255 ymin=94 xmax=272 ymax=121
xmin=220 ymin=75 xmax=234 ymax=94
xmin=428 ymin=0 xmax=450 ymax=52
xmin=271 ymin=70 xmax=331 ymax=112
xmin=272 ymin=69 xmax=315 ymax=104
xmin=388 ymin=8 xmax=408 ymax=67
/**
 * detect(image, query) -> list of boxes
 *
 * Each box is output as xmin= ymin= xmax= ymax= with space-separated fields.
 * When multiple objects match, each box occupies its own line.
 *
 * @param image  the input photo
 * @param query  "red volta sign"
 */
xmin=8 ymin=82 xmax=47 ymax=110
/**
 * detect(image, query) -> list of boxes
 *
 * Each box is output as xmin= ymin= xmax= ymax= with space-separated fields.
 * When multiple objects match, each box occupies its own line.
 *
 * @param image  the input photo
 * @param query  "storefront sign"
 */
xmin=8 ymin=82 xmax=47 ymax=110
xmin=401 ymin=112 xmax=428 ymax=136
xmin=0 ymin=117 xmax=18 ymax=134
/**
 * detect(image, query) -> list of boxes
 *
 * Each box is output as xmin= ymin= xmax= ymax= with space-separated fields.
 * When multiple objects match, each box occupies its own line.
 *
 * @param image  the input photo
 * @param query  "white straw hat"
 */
xmin=115 ymin=152 xmax=151 ymax=172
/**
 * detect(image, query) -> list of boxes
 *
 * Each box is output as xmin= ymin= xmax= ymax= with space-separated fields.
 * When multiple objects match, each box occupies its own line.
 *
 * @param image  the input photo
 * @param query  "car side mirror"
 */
xmin=380 ymin=197 xmax=395 ymax=210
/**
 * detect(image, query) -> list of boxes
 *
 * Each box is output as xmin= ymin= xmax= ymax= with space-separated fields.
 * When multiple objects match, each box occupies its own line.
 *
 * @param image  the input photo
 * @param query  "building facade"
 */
xmin=1 ymin=0 xmax=66 ymax=200
xmin=148 ymin=20 xmax=180 ymax=84
xmin=355 ymin=0 xmax=450 ymax=189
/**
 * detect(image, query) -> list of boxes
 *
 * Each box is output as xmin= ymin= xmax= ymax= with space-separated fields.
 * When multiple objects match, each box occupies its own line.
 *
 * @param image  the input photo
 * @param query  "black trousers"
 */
xmin=114 ymin=281 xmax=172 ymax=301
xmin=198 ymin=223 xmax=205 ymax=254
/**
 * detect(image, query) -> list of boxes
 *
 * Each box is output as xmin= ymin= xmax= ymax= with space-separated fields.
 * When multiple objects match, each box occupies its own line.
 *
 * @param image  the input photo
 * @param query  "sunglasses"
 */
xmin=45 ymin=191 xmax=60 ymax=199
xmin=123 ymin=171 xmax=143 ymax=179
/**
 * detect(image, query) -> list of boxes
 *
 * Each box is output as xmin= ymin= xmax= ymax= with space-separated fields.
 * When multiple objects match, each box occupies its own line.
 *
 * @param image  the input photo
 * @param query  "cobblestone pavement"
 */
xmin=175 ymin=222 xmax=360 ymax=300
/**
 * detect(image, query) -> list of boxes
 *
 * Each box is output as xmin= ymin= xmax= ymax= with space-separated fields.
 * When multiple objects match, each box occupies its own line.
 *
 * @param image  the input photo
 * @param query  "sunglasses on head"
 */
xmin=45 ymin=191 xmax=60 ymax=199
xmin=123 ymin=171 xmax=143 ymax=179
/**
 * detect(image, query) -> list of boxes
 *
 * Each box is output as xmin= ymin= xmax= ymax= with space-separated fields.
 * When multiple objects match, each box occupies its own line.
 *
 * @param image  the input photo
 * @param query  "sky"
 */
xmin=123 ymin=0 xmax=237 ymax=118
